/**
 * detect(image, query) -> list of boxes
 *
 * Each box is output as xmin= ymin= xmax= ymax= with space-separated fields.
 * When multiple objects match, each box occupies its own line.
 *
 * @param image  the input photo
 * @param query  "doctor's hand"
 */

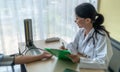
xmin=68 ymin=54 xmax=80 ymax=63
xmin=41 ymin=52 xmax=52 ymax=59
xmin=60 ymin=46 xmax=67 ymax=50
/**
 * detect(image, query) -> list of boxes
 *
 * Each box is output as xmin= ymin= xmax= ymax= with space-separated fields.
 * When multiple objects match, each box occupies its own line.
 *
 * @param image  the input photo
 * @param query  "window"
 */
xmin=0 ymin=0 xmax=98 ymax=54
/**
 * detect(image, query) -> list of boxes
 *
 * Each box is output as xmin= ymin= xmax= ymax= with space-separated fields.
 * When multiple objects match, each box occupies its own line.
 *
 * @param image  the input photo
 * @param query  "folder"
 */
xmin=45 ymin=48 xmax=71 ymax=61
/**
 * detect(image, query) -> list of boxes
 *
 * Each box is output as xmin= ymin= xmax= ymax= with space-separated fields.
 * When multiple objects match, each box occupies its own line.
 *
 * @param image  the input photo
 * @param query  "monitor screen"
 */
xmin=24 ymin=19 xmax=33 ymax=47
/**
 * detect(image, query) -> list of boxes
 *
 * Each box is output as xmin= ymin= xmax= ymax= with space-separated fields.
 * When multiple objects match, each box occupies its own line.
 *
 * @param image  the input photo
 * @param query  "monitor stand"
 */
xmin=26 ymin=42 xmax=41 ymax=55
xmin=26 ymin=43 xmax=41 ymax=55
xmin=24 ymin=19 xmax=41 ymax=55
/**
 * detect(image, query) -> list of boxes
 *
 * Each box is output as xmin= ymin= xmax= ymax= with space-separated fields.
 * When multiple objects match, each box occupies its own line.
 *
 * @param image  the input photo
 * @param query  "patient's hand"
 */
xmin=41 ymin=52 xmax=52 ymax=59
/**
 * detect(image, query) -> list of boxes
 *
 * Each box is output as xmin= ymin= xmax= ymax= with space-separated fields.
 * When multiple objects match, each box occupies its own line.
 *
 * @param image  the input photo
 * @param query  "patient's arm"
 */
xmin=15 ymin=52 xmax=52 ymax=64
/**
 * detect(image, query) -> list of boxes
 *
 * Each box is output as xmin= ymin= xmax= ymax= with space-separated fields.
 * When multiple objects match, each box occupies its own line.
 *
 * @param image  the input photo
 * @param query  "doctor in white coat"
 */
xmin=61 ymin=3 xmax=113 ymax=69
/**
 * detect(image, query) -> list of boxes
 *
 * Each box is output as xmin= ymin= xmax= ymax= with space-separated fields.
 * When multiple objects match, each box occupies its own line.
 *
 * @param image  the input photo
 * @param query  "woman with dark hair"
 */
xmin=61 ymin=3 xmax=113 ymax=69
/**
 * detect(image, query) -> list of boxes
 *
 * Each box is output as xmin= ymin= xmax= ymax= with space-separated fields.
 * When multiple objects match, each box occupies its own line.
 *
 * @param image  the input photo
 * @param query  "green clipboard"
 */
xmin=45 ymin=48 xmax=71 ymax=61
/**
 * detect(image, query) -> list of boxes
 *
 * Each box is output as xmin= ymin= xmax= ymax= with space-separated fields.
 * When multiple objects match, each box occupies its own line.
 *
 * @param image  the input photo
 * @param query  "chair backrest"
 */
xmin=109 ymin=38 xmax=120 ymax=72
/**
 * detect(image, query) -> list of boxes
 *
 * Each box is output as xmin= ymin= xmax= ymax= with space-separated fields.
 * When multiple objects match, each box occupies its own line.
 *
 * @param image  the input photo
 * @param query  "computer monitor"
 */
xmin=24 ymin=19 xmax=33 ymax=47
xmin=24 ymin=19 xmax=41 ymax=55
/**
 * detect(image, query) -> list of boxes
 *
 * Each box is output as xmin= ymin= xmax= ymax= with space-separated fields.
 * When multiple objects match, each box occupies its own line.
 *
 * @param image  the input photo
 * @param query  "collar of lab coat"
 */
xmin=82 ymin=28 xmax=95 ymax=42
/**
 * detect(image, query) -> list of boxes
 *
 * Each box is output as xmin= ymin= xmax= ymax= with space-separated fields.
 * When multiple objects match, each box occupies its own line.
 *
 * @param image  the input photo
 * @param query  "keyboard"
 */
xmin=26 ymin=46 xmax=42 ymax=55
xmin=29 ymin=49 xmax=41 ymax=55
xmin=45 ymin=37 xmax=60 ymax=43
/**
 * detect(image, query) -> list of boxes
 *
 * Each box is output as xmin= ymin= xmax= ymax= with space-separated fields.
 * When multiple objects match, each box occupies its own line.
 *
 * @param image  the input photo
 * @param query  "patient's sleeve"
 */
xmin=0 ymin=54 xmax=14 ymax=66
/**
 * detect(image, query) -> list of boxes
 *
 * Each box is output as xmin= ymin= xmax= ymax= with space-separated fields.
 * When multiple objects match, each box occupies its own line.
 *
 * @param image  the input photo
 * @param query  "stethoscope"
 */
xmin=77 ymin=34 xmax=96 ymax=58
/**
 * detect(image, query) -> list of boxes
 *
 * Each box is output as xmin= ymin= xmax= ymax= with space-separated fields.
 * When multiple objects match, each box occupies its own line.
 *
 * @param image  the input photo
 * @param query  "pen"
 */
xmin=62 ymin=42 xmax=65 ymax=48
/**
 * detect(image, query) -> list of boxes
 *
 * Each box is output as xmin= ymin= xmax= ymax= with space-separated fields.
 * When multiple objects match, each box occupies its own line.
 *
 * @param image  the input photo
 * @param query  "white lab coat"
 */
xmin=67 ymin=28 xmax=113 ymax=69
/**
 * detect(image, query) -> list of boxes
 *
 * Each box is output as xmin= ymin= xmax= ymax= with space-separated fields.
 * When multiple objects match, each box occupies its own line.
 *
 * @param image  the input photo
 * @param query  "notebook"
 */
xmin=45 ymin=48 xmax=71 ymax=61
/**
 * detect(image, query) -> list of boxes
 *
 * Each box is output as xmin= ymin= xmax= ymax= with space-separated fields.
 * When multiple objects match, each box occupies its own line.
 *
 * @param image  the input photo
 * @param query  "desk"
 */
xmin=19 ymin=39 xmax=105 ymax=72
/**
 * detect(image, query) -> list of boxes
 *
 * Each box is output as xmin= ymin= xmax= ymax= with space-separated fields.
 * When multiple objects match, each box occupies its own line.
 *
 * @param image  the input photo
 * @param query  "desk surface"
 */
xmin=19 ymin=39 xmax=105 ymax=72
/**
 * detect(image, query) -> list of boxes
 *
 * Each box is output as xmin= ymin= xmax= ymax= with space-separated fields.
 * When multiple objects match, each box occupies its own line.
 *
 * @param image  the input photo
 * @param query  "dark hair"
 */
xmin=75 ymin=3 xmax=110 ymax=45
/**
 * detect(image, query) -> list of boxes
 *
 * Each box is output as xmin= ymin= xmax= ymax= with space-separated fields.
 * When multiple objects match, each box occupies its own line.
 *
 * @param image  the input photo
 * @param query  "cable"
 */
xmin=20 ymin=46 xmax=28 ymax=55
xmin=11 ymin=65 xmax=15 ymax=72
xmin=24 ymin=47 xmax=45 ymax=55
